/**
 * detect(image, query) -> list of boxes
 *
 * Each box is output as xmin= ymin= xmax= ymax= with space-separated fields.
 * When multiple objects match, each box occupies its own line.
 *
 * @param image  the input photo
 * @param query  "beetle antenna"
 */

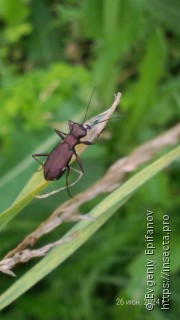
xmin=83 ymin=87 xmax=96 ymax=124
xmin=91 ymin=116 xmax=120 ymax=127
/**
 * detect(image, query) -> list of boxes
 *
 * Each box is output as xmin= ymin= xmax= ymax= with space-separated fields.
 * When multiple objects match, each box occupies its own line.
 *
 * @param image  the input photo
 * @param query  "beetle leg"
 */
xmin=66 ymin=165 xmax=72 ymax=197
xmin=32 ymin=153 xmax=49 ymax=171
xmin=73 ymin=148 xmax=84 ymax=173
xmin=54 ymin=129 xmax=67 ymax=140
xmin=80 ymin=138 xmax=99 ymax=145
xmin=81 ymin=126 xmax=107 ymax=146
xmin=80 ymin=140 xmax=94 ymax=145
xmin=80 ymin=129 xmax=104 ymax=145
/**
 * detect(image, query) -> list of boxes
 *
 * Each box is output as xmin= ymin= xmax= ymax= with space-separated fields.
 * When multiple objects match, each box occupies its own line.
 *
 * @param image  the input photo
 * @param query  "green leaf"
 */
xmin=123 ymin=28 xmax=166 ymax=142
xmin=0 ymin=145 xmax=179 ymax=310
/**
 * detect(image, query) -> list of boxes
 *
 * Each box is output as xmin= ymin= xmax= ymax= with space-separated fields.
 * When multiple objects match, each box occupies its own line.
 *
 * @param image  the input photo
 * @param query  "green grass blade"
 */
xmin=0 ymin=145 xmax=179 ymax=310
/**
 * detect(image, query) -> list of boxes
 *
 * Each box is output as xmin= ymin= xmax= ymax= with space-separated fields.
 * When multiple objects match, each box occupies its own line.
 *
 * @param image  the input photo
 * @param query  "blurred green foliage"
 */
xmin=0 ymin=63 xmax=90 ymax=147
xmin=0 ymin=0 xmax=179 ymax=319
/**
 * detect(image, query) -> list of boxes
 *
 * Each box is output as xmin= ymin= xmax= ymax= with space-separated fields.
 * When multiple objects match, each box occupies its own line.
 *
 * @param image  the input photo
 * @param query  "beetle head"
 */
xmin=68 ymin=121 xmax=88 ymax=138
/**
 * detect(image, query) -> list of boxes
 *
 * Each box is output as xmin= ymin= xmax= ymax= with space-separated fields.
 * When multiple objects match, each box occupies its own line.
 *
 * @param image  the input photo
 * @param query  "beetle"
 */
xmin=32 ymin=120 xmax=97 ymax=197
xmin=32 ymin=93 xmax=117 ymax=197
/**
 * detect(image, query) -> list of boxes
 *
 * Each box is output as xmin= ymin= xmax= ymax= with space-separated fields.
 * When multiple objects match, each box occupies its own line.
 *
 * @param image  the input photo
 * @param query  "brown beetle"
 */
xmin=32 ymin=120 xmax=94 ymax=196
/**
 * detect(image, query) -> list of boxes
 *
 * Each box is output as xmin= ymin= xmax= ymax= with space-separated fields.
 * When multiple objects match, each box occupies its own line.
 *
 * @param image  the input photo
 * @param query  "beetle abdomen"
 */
xmin=44 ymin=143 xmax=73 ymax=181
